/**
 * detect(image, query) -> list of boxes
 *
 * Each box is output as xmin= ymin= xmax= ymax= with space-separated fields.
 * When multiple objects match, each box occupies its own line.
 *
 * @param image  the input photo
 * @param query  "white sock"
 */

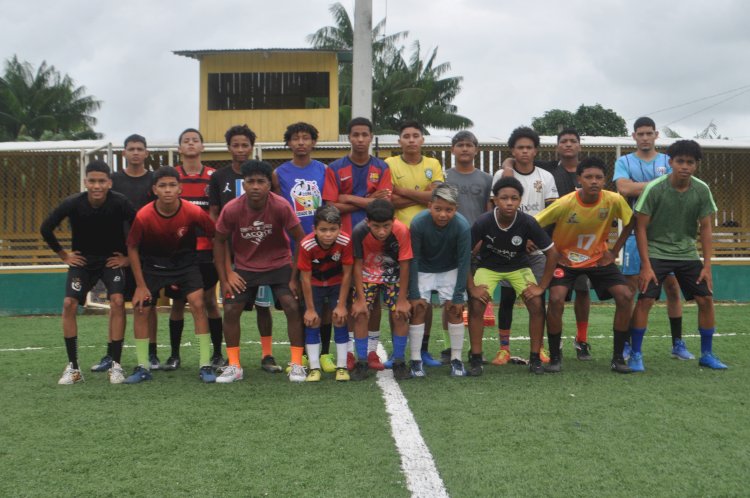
xmin=306 ymin=343 xmax=321 ymax=370
xmin=448 ymin=322 xmax=465 ymax=361
xmin=409 ymin=324 xmax=425 ymax=362
xmin=347 ymin=331 xmax=354 ymax=353
xmin=336 ymin=342 xmax=348 ymax=368
xmin=367 ymin=331 xmax=380 ymax=353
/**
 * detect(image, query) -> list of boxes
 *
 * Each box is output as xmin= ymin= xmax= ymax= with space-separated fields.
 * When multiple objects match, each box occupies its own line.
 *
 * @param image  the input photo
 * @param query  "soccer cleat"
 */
xmin=383 ymin=356 xmax=394 ymax=369
xmin=164 ymin=356 xmax=181 ymax=371
xmin=367 ymin=351 xmax=385 ymax=371
xmin=350 ymin=360 xmax=370 ymax=381
xmin=574 ymin=340 xmax=593 ymax=361
xmin=199 ymin=366 xmax=217 ymax=383
xmin=628 ymin=352 xmax=645 ymax=372
xmin=306 ymin=368 xmax=322 ymax=382
xmin=216 ymin=365 xmax=244 ymax=383
xmin=90 ymin=355 xmax=112 ymax=372
xmin=623 ymin=342 xmax=632 ymax=361
xmin=611 ymin=355 xmax=632 ymax=374
xmin=540 ymin=348 xmax=551 ymax=364
xmin=346 ymin=352 xmax=356 ymax=371
xmin=108 ymin=361 xmax=125 ymax=384
xmin=149 ymin=353 xmax=162 ymax=371
xmin=671 ymin=340 xmax=695 ymax=360
xmin=320 ymin=354 xmax=337 ymax=374
xmin=410 ymin=360 xmax=427 ymax=378
xmin=58 ymin=363 xmax=84 ymax=385
xmin=288 ymin=363 xmax=307 ymax=383
xmin=450 ymin=359 xmax=467 ymax=377
xmin=211 ymin=353 xmax=228 ymax=369
xmin=392 ymin=359 xmax=412 ymax=380
xmin=261 ymin=355 xmax=283 ymax=373
xmin=544 ymin=354 xmax=562 ymax=373
xmin=335 ymin=367 xmax=350 ymax=382
xmin=124 ymin=365 xmax=152 ymax=384
xmin=302 ymin=355 xmax=309 ymax=368
xmin=529 ymin=357 xmax=545 ymax=375
xmin=699 ymin=352 xmax=728 ymax=370
xmin=421 ymin=351 xmax=442 ymax=367
xmin=440 ymin=348 xmax=451 ymax=365
xmin=466 ymin=355 xmax=484 ymax=377
xmin=491 ymin=349 xmax=511 ymax=366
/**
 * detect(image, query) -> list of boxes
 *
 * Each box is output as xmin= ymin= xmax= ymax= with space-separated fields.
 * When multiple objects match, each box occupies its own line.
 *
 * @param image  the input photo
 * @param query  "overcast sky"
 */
xmin=2 ymin=0 xmax=749 ymax=143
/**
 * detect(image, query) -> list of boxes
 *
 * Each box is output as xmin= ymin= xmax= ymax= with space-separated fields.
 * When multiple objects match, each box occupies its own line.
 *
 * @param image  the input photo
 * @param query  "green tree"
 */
xmin=532 ymin=104 xmax=626 ymax=136
xmin=530 ymin=109 xmax=575 ymax=135
xmin=0 ymin=55 xmax=102 ymax=141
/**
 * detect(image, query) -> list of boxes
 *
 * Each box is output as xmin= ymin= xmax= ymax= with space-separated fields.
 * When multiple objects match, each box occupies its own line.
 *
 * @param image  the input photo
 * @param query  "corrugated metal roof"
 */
xmin=173 ymin=48 xmax=351 ymax=61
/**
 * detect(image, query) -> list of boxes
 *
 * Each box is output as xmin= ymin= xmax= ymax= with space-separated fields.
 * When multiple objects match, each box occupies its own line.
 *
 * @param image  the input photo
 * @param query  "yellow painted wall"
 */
xmin=197 ymin=52 xmax=339 ymax=143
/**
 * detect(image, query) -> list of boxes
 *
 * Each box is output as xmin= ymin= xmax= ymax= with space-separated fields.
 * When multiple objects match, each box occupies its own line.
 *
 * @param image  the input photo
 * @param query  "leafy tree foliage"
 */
xmin=532 ymin=104 xmax=626 ymax=137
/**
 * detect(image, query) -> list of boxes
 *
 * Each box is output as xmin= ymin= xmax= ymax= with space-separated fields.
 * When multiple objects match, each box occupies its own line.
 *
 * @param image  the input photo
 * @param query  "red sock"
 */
xmin=576 ymin=322 xmax=589 ymax=343
xmin=260 ymin=335 xmax=273 ymax=358
xmin=290 ymin=346 xmax=304 ymax=365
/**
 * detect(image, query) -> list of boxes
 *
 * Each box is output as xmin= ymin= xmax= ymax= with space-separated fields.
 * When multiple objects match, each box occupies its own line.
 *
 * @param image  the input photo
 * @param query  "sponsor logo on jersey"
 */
xmin=567 ymin=251 xmax=590 ymax=264
xmin=223 ymin=183 xmax=232 ymax=193
xmin=240 ymin=223 xmax=273 ymax=245
xmin=113 ymin=275 xmax=121 ymax=282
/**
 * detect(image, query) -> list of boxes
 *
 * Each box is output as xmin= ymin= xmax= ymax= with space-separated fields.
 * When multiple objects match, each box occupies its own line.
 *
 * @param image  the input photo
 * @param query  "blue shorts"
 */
xmin=621 ymin=236 xmax=640 ymax=276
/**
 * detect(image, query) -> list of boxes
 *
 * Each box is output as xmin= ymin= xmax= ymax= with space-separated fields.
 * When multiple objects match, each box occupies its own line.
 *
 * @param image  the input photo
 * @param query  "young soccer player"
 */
xmin=408 ymin=184 xmax=472 ymax=377
xmin=298 ymin=205 xmax=354 ymax=382
xmin=630 ymin=140 xmax=727 ymax=370
xmin=209 ymin=124 xmax=280 ymax=373
xmin=466 ymin=177 xmax=559 ymax=376
xmin=350 ymin=199 xmax=413 ymax=381
xmin=535 ymin=157 xmax=635 ymax=373
xmin=41 ymin=161 xmax=136 ymax=384
xmin=213 ymin=160 xmax=307 ymax=383
xmin=125 ymin=166 xmax=217 ymax=384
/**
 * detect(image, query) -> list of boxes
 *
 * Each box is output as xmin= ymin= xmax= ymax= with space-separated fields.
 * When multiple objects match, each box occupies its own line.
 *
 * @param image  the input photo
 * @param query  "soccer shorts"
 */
xmin=362 ymin=281 xmax=400 ymax=311
xmin=550 ymin=264 xmax=626 ymax=300
xmin=500 ymin=252 xmax=545 ymax=288
xmin=416 ymin=269 xmax=459 ymax=304
xmin=565 ymin=274 xmax=591 ymax=302
xmin=306 ymin=284 xmax=342 ymax=315
xmin=621 ymin=236 xmax=640 ymax=276
xmin=639 ymin=259 xmax=711 ymax=301
xmin=141 ymin=266 xmax=204 ymax=306
xmin=474 ymin=267 xmax=537 ymax=299
xmin=223 ymin=266 xmax=292 ymax=304
xmin=165 ymin=261 xmax=218 ymax=298
xmin=65 ymin=263 xmax=126 ymax=303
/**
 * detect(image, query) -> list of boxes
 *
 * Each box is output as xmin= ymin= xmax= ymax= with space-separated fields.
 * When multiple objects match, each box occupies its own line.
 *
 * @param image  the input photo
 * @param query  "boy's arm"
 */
xmin=334 ymin=264 xmax=353 ymax=324
xmin=452 ymin=227 xmax=472 ymax=305
xmin=299 ymin=270 xmax=319 ymax=327
xmin=635 ymin=212 xmax=657 ymax=293
xmin=287 ymin=224 xmax=306 ymax=299
xmin=697 ymin=215 xmax=713 ymax=292
xmin=351 ymin=258 xmax=368 ymax=318
xmin=271 ymin=170 xmax=281 ymax=195
xmin=213 ymin=230 xmax=245 ymax=296
xmin=127 ymin=244 xmax=150 ymax=311
xmin=394 ymin=260 xmax=412 ymax=320
xmin=40 ymin=199 xmax=86 ymax=267
xmin=524 ymin=245 xmax=560 ymax=301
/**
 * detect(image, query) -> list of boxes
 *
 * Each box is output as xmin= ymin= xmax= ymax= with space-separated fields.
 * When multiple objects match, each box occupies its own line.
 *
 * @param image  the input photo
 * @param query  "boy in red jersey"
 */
xmin=297 ymin=205 xmax=354 ymax=382
xmin=125 ymin=166 xmax=217 ymax=383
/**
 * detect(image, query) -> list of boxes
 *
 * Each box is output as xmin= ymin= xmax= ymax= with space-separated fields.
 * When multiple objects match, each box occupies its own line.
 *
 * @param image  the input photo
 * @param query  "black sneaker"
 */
xmin=466 ymin=354 xmax=483 ymax=377
xmin=392 ymin=359 xmax=412 ymax=380
xmin=260 ymin=355 xmax=282 ymax=373
xmin=440 ymin=348 xmax=451 ymax=365
xmin=164 ymin=356 xmax=181 ymax=371
xmin=611 ymin=355 xmax=632 ymax=374
xmin=149 ymin=353 xmax=162 ymax=371
xmin=211 ymin=353 xmax=228 ymax=370
xmin=350 ymin=360 xmax=370 ymax=381
xmin=90 ymin=355 xmax=113 ymax=372
xmin=574 ymin=340 xmax=593 ymax=361
xmin=544 ymin=354 xmax=562 ymax=373
xmin=529 ymin=357 xmax=545 ymax=375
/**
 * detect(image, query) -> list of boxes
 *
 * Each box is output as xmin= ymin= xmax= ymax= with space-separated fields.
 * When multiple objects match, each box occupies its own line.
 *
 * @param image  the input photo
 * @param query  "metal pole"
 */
xmin=352 ymin=0 xmax=373 ymax=122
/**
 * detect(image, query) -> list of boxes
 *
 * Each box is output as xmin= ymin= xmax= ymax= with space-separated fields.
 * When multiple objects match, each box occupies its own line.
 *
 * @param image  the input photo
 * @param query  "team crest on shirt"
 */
xmin=568 ymin=251 xmax=590 ymax=264
xmin=369 ymin=170 xmax=380 ymax=183
xmin=511 ymin=236 xmax=523 ymax=246
xmin=566 ymin=213 xmax=579 ymax=224
xmin=534 ymin=180 xmax=543 ymax=193
xmin=656 ymin=166 xmax=667 ymax=176
xmin=177 ymin=226 xmax=188 ymax=237
xmin=290 ymin=179 xmax=322 ymax=217
xmin=553 ymin=268 xmax=565 ymax=279
xmin=598 ymin=208 xmax=609 ymax=220
xmin=71 ymin=278 xmax=82 ymax=292
xmin=425 ymin=169 xmax=433 ymax=180
xmin=331 ymin=251 xmax=342 ymax=262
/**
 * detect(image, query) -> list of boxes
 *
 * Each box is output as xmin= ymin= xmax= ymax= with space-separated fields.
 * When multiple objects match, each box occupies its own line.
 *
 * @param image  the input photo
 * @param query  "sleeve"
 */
xmin=452 ymin=222 xmax=472 ymax=304
xmin=352 ymin=225 xmax=365 ymax=259
xmin=282 ymin=201 xmax=301 ymax=231
xmin=215 ymin=204 xmax=234 ymax=235
xmin=123 ymin=197 xmax=137 ymax=223
xmin=543 ymin=171 xmax=559 ymax=200
xmin=534 ymin=200 xmax=561 ymax=228
xmin=699 ymin=185 xmax=718 ymax=219
xmin=40 ymin=196 xmax=75 ymax=253
xmin=208 ymin=173 xmax=221 ymax=207
xmin=612 ymin=156 xmax=630 ymax=183
xmin=634 ymin=183 xmax=654 ymax=215
xmin=378 ymin=165 xmax=393 ymax=190
xmin=126 ymin=213 xmax=144 ymax=247
xmin=408 ymin=222 xmax=422 ymax=300
xmin=197 ymin=208 xmax=216 ymax=238
xmin=430 ymin=161 xmax=445 ymax=183
xmin=297 ymin=244 xmax=312 ymax=271
xmin=528 ymin=217 xmax=554 ymax=252
xmin=491 ymin=170 xmax=503 ymax=191
xmin=341 ymin=239 xmax=354 ymax=265
xmin=322 ymin=167 xmax=340 ymax=202
xmin=471 ymin=216 xmax=484 ymax=247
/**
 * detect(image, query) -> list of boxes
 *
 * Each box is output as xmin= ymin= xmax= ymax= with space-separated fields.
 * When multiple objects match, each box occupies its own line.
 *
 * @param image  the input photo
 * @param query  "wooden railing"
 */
xmin=0 ymin=232 xmax=71 ymax=266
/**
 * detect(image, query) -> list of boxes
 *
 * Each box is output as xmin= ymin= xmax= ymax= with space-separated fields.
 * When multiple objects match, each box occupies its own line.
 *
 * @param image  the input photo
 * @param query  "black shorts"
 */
xmin=565 ymin=274 xmax=591 ymax=302
xmin=140 ymin=266 xmax=204 ymax=306
xmin=165 ymin=261 xmax=217 ymax=298
xmin=65 ymin=264 xmax=126 ymax=303
xmin=550 ymin=264 xmax=627 ymax=301
xmin=639 ymin=259 xmax=711 ymax=301
xmin=224 ymin=266 xmax=293 ymax=304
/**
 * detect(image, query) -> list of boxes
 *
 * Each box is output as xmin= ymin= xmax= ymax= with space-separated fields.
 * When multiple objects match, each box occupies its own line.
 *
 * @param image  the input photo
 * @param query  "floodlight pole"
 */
xmin=352 ymin=0 xmax=373 ymax=122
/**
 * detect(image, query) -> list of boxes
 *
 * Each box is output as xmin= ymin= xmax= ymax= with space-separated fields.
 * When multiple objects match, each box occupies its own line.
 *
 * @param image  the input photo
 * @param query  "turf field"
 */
xmin=1 ymin=303 xmax=748 ymax=497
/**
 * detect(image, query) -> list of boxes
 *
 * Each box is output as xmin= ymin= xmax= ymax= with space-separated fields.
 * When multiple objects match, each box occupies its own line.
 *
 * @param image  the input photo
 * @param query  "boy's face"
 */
xmin=242 ymin=174 xmax=271 ymax=203
xmin=366 ymin=219 xmax=394 ymax=241
xmin=349 ymin=125 xmax=373 ymax=155
xmin=314 ymin=219 xmax=341 ymax=248
xmin=228 ymin=135 xmax=253 ymax=164
xmin=633 ymin=126 xmax=658 ymax=153
xmin=577 ymin=167 xmax=605 ymax=196
xmin=179 ymin=131 xmax=204 ymax=159
xmin=85 ymin=171 xmax=111 ymax=202
xmin=493 ymin=187 xmax=521 ymax=218
xmin=123 ymin=141 xmax=148 ymax=167
xmin=556 ymin=134 xmax=580 ymax=160
xmin=428 ymin=197 xmax=457 ymax=228
xmin=451 ymin=140 xmax=477 ymax=166
xmin=669 ymin=155 xmax=698 ymax=181
xmin=288 ymin=132 xmax=316 ymax=158
xmin=152 ymin=176 xmax=181 ymax=203
xmin=398 ymin=127 xmax=424 ymax=155
xmin=511 ymin=137 xmax=537 ymax=166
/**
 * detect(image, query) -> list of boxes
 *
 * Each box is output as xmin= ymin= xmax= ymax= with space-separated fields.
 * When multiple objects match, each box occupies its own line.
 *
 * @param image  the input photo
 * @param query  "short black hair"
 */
xmin=576 ymin=156 xmax=607 ymax=176
xmin=398 ymin=120 xmax=424 ymax=135
xmin=667 ymin=140 xmax=702 ymax=161
xmin=314 ymin=205 xmax=342 ymax=226
xmin=492 ymin=176 xmax=524 ymax=197
xmin=633 ymin=117 xmax=656 ymax=131
xmin=240 ymin=160 xmax=273 ymax=182
xmin=451 ymin=130 xmax=478 ymax=147
xmin=508 ymin=126 xmax=540 ymax=148
xmin=124 ymin=134 xmax=147 ymax=148
xmin=557 ymin=128 xmax=580 ymax=143
xmin=347 ymin=117 xmax=373 ymax=134
xmin=179 ymin=128 xmax=204 ymax=143
xmin=365 ymin=198 xmax=395 ymax=223
xmin=224 ymin=124 xmax=257 ymax=146
xmin=85 ymin=160 xmax=111 ymax=178
xmin=152 ymin=166 xmax=180 ymax=185
xmin=284 ymin=122 xmax=319 ymax=144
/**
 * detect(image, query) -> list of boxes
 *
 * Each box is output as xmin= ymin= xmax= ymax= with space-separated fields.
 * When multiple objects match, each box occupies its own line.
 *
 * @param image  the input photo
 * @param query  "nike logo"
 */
xmin=340 ymin=176 xmax=352 ymax=181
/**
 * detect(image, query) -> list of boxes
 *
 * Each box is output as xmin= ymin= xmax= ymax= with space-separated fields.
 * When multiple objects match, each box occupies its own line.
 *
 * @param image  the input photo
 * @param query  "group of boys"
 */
xmin=45 ymin=115 xmax=727 ymax=386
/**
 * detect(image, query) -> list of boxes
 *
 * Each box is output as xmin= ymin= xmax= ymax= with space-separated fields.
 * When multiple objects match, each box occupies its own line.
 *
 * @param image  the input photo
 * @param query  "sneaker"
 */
xmin=350 ymin=360 xmax=369 ymax=381
xmin=611 ymin=355 xmax=632 ymax=374
xmin=58 ymin=363 xmax=83 ymax=385
xmin=149 ymin=353 xmax=161 ymax=371
xmin=90 ymin=355 xmax=112 ymax=372
xmin=544 ymin=354 xmax=562 ymax=373
xmin=367 ymin=351 xmax=385 ymax=371
xmin=671 ymin=340 xmax=695 ymax=360
xmin=199 ymin=365 xmax=217 ymax=383
xmin=421 ymin=351 xmax=442 ymax=367
xmin=491 ymin=349 xmax=511 ymax=366
xmin=346 ymin=352 xmax=356 ymax=371
xmin=320 ymin=354 xmax=337 ymax=373
xmin=108 ymin=361 xmax=125 ymax=384
xmin=335 ymin=367 xmax=350 ymax=382
xmin=306 ymin=368 xmax=322 ymax=382
xmin=623 ymin=342 xmax=632 ymax=361
xmin=699 ymin=352 xmax=728 ymax=370
xmin=467 ymin=354 xmax=483 ymax=377
xmin=410 ymin=360 xmax=426 ymax=378
xmin=164 ymin=356 xmax=181 ymax=371
xmin=450 ymin=359 xmax=467 ymax=377
xmin=216 ymin=365 xmax=244 ymax=383
xmin=628 ymin=352 xmax=645 ymax=372
xmin=540 ymin=348 xmax=551 ymax=364
xmin=392 ymin=359 xmax=412 ymax=380
xmin=261 ymin=355 xmax=283 ymax=374
xmin=440 ymin=348 xmax=451 ymax=365
xmin=288 ymin=363 xmax=307 ymax=382
xmin=574 ymin=340 xmax=593 ymax=361
xmin=211 ymin=353 xmax=228 ymax=369
xmin=124 ymin=365 xmax=152 ymax=384
xmin=529 ymin=357 xmax=545 ymax=375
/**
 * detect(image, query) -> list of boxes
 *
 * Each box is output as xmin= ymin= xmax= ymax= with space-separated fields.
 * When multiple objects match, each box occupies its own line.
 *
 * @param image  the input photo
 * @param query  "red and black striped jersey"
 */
xmin=176 ymin=164 xmax=215 ymax=251
xmin=297 ymin=231 xmax=354 ymax=286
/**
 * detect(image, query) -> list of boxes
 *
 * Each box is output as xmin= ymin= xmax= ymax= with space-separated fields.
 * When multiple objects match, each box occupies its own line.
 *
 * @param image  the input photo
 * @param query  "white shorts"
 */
xmin=417 ymin=269 xmax=459 ymax=304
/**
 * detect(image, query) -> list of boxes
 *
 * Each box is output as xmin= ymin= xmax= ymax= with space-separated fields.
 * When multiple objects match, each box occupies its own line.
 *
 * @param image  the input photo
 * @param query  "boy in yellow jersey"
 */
xmin=535 ymin=157 xmax=635 ymax=373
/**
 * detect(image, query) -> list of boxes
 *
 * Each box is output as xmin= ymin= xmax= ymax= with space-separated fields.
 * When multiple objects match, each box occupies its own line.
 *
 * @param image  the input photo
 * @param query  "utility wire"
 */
xmin=663 ymin=87 xmax=750 ymax=128
xmin=628 ymin=83 xmax=750 ymax=120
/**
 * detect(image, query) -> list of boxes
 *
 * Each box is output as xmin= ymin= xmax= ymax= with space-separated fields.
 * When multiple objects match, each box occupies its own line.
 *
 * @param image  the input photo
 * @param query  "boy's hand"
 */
xmin=332 ymin=304 xmax=348 ymax=325
xmin=522 ymin=283 xmax=544 ymax=301
xmin=225 ymin=271 xmax=246 ymax=296
xmin=468 ymin=284 xmax=491 ymax=304
xmin=526 ymin=240 xmax=539 ymax=253
xmin=370 ymin=189 xmax=391 ymax=200
xmin=62 ymin=250 xmax=86 ymax=267
xmin=303 ymin=309 xmax=320 ymax=328
xmin=132 ymin=286 xmax=152 ymax=312
xmin=106 ymin=252 xmax=129 ymax=269
xmin=289 ymin=279 xmax=299 ymax=300
xmin=446 ymin=301 xmax=464 ymax=321
xmin=351 ymin=299 xmax=369 ymax=318
xmin=394 ymin=298 xmax=411 ymax=322
xmin=409 ymin=298 xmax=428 ymax=315
xmin=697 ymin=267 xmax=713 ymax=293
xmin=639 ymin=267 xmax=658 ymax=294
xmin=597 ymin=249 xmax=616 ymax=267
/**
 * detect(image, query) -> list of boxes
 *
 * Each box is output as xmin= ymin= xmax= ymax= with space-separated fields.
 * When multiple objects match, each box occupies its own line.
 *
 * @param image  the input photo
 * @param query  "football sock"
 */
xmin=135 ymin=338 xmax=150 ymax=369
xmin=260 ymin=335 xmax=273 ymax=358
xmin=111 ymin=339 xmax=124 ymax=364
xmin=64 ymin=336 xmax=78 ymax=369
xmin=442 ymin=329 xmax=452 ymax=353
xmin=421 ymin=330 xmax=430 ymax=353
xmin=547 ymin=332 xmax=562 ymax=359
xmin=148 ymin=341 xmax=157 ymax=357
xmin=498 ymin=286 xmax=516 ymax=329
xmin=392 ymin=334 xmax=408 ymax=360
xmin=169 ymin=319 xmax=184 ymax=357
xmin=306 ymin=343 xmax=321 ymax=369
xmin=333 ymin=325 xmax=349 ymax=345
xmin=336 ymin=341 xmax=348 ymax=368
xmin=106 ymin=341 xmax=112 ymax=357
xmin=226 ymin=346 xmax=240 ymax=367
xmin=499 ymin=329 xmax=511 ymax=351
xmin=448 ymin=322 xmax=465 ymax=361
xmin=409 ymin=324 xmax=425 ymax=361
xmin=530 ymin=352 xmax=541 ymax=362
xmin=367 ymin=331 xmax=380 ymax=353
xmin=208 ymin=317 xmax=223 ymax=355
xmin=355 ymin=337 xmax=368 ymax=361
xmin=320 ymin=323 xmax=332 ymax=355
xmin=576 ymin=321 xmax=589 ymax=343
xmin=197 ymin=333 xmax=211 ymax=367
xmin=613 ymin=329 xmax=628 ymax=356
xmin=699 ymin=327 xmax=715 ymax=355
xmin=630 ymin=327 xmax=646 ymax=354
xmin=669 ymin=316 xmax=683 ymax=345
xmin=290 ymin=345 xmax=304 ymax=366
xmin=347 ymin=331 xmax=355 ymax=353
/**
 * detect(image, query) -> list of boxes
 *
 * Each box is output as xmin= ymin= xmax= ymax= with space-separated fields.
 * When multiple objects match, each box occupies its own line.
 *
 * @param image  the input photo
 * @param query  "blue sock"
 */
xmin=305 ymin=327 xmax=321 ymax=345
xmin=699 ymin=327 xmax=715 ymax=355
xmin=333 ymin=325 xmax=349 ymax=344
xmin=630 ymin=327 xmax=646 ymax=354
xmin=392 ymin=335 xmax=408 ymax=360
xmin=355 ymin=337 xmax=368 ymax=360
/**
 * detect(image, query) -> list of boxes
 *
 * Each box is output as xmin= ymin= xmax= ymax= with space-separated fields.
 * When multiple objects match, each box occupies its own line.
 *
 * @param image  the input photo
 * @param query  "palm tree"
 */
xmin=0 ymin=55 xmax=102 ymax=141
